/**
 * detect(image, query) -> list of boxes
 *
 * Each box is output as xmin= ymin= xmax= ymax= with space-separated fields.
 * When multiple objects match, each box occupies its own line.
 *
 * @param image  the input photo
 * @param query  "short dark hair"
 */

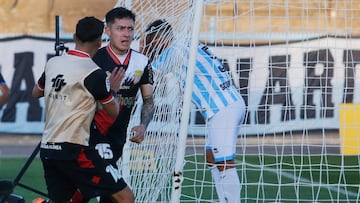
xmin=105 ymin=7 xmax=136 ymax=25
xmin=143 ymin=19 xmax=174 ymax=61
xmin=75 ymin=16 xmax=104 ymax=42
xmin=145 ymin=19 xmax=173 ymax=35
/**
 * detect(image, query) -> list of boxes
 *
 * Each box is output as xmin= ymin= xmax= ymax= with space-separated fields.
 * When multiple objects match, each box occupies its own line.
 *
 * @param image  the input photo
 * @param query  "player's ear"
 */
xmin=72 ymin=33 xmax=77 ymax=42
xmin=104 ymin=26 xmax=111 ymax=37
xmin=97 ymin=38 xmax=102 ymax=48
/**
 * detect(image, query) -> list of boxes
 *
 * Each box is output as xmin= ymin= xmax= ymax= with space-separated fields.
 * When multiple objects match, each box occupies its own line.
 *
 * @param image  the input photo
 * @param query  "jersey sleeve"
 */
xmin=139 ymin=63 xmax=154 ymax=85
xmin=84 ymin=69 xmax=113 ymax=104
xmin=92 ymin=50 xmax=102 ymax=67
xmin=37 ymin=72 xmax=45 ymax=91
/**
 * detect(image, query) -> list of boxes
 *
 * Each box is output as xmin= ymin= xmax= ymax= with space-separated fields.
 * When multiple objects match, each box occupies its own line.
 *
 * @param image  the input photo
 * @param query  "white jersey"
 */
xmin=152 ymin=43 xmax=244 ymax=120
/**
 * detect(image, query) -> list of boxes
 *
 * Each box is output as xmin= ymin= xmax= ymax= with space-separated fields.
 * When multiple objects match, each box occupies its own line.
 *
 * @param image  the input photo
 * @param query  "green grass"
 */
xmin=0 ymin=157 xmax=46 ymax=201
xmin=1 ymin=155 xmax=360 ymax=202
xmin=181 ymin=155 xmax=360 ymax=202
xmin=0 ymin=158 xmax=98 ymax=202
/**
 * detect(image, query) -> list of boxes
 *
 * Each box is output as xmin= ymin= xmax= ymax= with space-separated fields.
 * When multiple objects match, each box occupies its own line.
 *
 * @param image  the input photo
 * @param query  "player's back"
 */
xmin=193 ymin=43 xmax=243 ymax=120
xmin=42 ymin=53 xmax=100 ymax=145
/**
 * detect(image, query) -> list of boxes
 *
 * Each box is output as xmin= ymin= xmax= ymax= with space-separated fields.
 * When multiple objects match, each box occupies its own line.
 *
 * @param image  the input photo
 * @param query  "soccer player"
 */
xmin=141 ymin=19 xmax=246 ymax=203
xmin=71 ymin=7 xmax=154 ymax=203
xmin=0 ymin=72 xmax=9 ymax=107
xmin=92 ymin=7 xmax=154 ymax=147
xmin=32 ymin=16 xmax=134 ymax=203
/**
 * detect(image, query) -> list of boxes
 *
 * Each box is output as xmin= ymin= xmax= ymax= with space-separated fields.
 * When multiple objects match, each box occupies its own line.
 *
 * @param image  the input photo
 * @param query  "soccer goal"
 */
xmin=118 ymin=0 xmax=360 ymax=202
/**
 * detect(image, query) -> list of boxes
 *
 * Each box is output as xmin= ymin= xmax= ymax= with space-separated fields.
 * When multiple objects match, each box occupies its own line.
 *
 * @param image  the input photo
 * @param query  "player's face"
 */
xmin=139 ymin=33 xmax=158 ymax=61
xmin=139 ymin=34 xmax=153 ymax=51
xmin=105 ymin=17 xmax=135 ymax=55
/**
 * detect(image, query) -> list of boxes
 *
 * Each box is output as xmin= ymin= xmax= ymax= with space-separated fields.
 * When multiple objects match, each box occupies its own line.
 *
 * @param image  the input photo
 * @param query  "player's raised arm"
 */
xmin=101 ymin=67 xmax=125 ymax=119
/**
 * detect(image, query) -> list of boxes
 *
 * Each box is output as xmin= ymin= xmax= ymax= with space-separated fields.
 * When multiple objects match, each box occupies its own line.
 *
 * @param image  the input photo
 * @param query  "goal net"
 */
xmin=118 ymin=0 xmax=360 ymax=202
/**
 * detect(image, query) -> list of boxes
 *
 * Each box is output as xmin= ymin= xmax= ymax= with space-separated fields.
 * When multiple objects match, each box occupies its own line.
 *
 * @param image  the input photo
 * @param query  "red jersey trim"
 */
xmin=67 ymin=49 xmax=90 ymax=58
xmin=99 ymin=95 xmax=114 ymax=104
xmin=105 ymin=45 xmax=132 ymax=65
xmin=37 ymin=80 xmax=44 ymax=91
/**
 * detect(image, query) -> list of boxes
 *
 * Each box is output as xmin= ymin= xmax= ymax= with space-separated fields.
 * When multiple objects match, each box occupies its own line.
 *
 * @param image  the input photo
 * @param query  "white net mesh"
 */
xmin=117 ymin=1 xmax=196 ymax=202
xmin=118 ymin=0 xmax=360 ymax=202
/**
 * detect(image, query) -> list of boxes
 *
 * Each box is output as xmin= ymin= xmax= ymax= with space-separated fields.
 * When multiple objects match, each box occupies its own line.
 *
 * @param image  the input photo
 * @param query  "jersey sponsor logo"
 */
xmin=219 ymin=80 xmax=231 ymax=90
xmin=48 ymin=92 xmax=67 ymax=101
xmin=134 ymin=70 xmax=143 ymax=84
xmin=51 ymin=74 xmax=66 ymax=92
xmin=117 ymin=95 xmax=136 ymax=108
xmin=41 ymin=143 xmax=62 ymax=150
xmin=123 ymin=70 xmax=142 ymax=87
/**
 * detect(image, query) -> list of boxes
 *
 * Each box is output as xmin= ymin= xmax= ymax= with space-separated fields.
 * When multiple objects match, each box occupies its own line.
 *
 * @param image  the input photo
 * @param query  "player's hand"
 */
xmin=110 ymin=67 xmax=125 ymax=92
xmin=129 ymin=124 xmax=146 ymax=144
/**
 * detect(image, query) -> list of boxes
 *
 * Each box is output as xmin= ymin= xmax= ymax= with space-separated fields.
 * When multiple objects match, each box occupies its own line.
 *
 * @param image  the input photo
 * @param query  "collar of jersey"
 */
xmin=67 ymin=49 xmax=90 ymax=58
xmin=105 ymin=45 xmax=131 ymax=65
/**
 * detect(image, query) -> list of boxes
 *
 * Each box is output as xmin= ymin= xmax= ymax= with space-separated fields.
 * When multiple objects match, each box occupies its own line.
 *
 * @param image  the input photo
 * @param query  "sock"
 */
xmin=220 ymin=168 xmax=241 ymax=203
xmin=209 ymin=165 xmax=226 ymax=203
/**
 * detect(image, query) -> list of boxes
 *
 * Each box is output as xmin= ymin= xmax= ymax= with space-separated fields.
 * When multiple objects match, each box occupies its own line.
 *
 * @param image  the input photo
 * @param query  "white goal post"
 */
xmin=117 ymin=0 xmax=360 ymax=202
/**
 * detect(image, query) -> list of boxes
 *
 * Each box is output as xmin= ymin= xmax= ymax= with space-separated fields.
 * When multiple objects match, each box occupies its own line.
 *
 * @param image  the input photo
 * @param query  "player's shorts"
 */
xmin=89 ymin=126 xmax=124 ymax=165
xmin=205 ymin=99 xmax=246 ymax=162
xmin=42 ymin=147 xmax=127 ymax=202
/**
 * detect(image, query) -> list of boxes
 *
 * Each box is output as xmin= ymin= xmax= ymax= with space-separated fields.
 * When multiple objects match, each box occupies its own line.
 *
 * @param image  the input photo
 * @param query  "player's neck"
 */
xmin=109 ymin=44 xmax=129 ymax=56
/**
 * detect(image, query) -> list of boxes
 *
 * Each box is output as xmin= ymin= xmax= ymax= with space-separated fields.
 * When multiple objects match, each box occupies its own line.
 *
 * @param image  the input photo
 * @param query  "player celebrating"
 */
xmin=141 ymin=19 xmax=246 ymax=203
xmin=32 ymin=16 xmax=133 ymax=203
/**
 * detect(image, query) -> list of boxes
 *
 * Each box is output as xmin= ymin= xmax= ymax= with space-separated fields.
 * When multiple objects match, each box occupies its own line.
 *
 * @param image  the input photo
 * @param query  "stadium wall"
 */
xmin=0 ymin=35 xmax=358 ymax=135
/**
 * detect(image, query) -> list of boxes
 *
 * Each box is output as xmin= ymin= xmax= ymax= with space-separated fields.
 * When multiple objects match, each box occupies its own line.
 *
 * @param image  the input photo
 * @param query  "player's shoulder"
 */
xmin=45 ymin=55 xmax=63 ymax=66
xmin=131 ymin=49 xmax=149 ymax=60
xmin=85 ymin=68 xmax=107 ymax=87
xmin=93 ymin=46 xmax=107 ymax=58
xmin=88 ymin=68 xmax=106 ymax=79
xmin=131 ymin=49 xmax=149 ymax=65
xmin=48 ymin=55 xmax=62 ymax=61
xmin=97 ymin=46 xmax=107 ymax=52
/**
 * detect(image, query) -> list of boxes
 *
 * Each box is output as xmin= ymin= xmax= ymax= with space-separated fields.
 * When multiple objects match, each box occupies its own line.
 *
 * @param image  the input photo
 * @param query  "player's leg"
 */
xmin=206 ymin=148 xmax=226 ymax=202
xmin=88 ymin=186 xmax=133 ymax=203
xmin=41 ymin=159 xmax=78 ymax=203
xmin=67 ymin=148 xmax=134 ymax=203
xmin=70 ymin=130 xmax=129 ymax=203
xmin=98 ymin=146 xmax=125 ymax=203
xmin=206 ymin=100 xmax=245 ymax=203
xmin=206 ymin=150 xmax=239 ymax=203
xmin=110 ymin=186 xmax=134 ymax=203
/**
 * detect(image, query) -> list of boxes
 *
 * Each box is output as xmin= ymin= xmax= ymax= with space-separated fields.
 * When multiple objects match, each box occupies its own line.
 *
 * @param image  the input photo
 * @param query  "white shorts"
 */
xmin=205 ymin=99 xmax=246 ymax=163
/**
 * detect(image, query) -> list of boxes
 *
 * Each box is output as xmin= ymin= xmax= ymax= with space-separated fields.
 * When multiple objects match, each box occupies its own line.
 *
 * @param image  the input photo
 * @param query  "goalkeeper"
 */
xmin=141 ymin=19 xmax=246 ymax=203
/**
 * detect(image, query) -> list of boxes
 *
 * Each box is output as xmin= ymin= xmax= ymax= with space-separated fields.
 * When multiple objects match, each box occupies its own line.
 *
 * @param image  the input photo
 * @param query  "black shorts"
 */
xmin=41 ymin=147 xmax=128 ymax=201
xmin=89 ymin=127 xmax=124 ymax=164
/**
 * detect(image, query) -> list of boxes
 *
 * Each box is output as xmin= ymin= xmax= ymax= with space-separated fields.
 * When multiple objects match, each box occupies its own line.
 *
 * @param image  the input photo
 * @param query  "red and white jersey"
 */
xmin=92 ymin=45 xmax=153 ymax=148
